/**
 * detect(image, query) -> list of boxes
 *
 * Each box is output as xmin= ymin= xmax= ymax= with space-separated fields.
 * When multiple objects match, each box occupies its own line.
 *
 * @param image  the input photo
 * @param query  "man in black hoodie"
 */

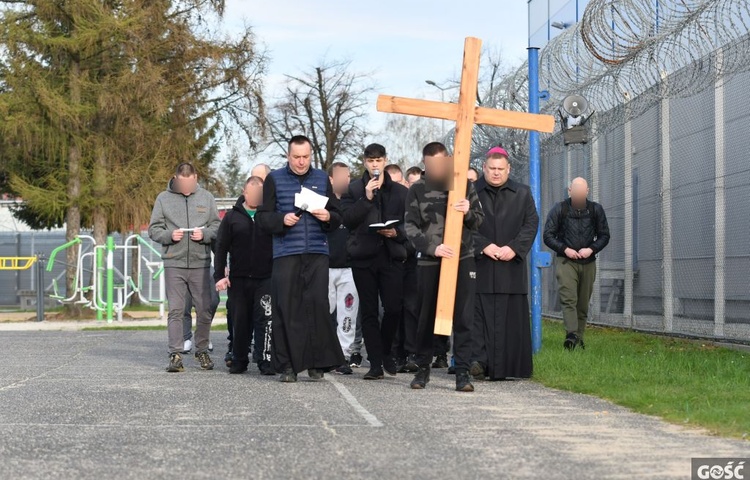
xmin=341 ymin=143 xmax=409 ymax=380
xmin=214 ymin=176 xmax=275 ymax=375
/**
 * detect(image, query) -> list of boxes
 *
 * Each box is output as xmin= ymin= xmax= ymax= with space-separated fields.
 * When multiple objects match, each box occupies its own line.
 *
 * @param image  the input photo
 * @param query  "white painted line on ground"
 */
xmin=327 ymin=377 xmax=384 ymax=428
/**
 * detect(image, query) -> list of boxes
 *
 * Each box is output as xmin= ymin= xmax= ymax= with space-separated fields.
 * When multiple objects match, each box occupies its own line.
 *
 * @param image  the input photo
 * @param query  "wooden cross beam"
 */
xmin=377 ymin=37 xmax=555 ymax=336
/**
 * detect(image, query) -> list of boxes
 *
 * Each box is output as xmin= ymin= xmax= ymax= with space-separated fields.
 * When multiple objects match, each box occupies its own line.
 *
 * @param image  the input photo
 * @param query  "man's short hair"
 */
xmin=245 ymin=176 xmax=264 ymax=186
xmin=175 ymin=162 xmax=197 ymax=177
xmin=251 ymin=163 xmax=272 ymax=175
xmin=327 ymin=161 xmax=349 ymax=176
xmin=469 ymin=166 xmax=480 ymax=175
xmin=288 ymin=135 xmax=312 ymax=152
xmin=405 ymin=166 xmax=423 ymax=177
xmin=364 ymin=143 xmax=387 ymax=159
xmin=422 ymin=142 xmax=448 ymax=157
xmin=384 ymin=164 xmax=402 ymax=175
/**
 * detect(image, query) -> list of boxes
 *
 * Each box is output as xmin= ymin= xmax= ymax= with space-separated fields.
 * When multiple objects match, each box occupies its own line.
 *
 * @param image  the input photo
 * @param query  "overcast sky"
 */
xmin=222 ymin=1 xmax=530 ymax=165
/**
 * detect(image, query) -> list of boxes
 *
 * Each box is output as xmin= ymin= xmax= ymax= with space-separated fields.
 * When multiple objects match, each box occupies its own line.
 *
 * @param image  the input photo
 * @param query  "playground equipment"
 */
xmin=46 ymin=234 xmax=165 ymax=322
xmin=0 ymin=255 xmax=45 ymax=322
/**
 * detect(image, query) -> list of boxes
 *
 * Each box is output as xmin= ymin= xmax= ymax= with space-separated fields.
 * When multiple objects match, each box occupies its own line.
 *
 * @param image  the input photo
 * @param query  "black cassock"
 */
xmin=472 ymin=177 xmax=539 ymax=379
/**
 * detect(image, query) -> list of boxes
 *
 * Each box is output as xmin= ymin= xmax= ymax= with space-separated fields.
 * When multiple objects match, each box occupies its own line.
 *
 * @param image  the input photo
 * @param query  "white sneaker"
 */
xmin=208 ymin=341 xmax=213 ymax=352
xmin=182 ymin=339 xmax=192 ymax=354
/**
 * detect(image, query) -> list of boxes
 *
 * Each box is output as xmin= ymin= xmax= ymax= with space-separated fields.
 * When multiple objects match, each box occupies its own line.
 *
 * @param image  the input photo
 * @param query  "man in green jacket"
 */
xmin=149 ymin=163 xmax=221 ymax=372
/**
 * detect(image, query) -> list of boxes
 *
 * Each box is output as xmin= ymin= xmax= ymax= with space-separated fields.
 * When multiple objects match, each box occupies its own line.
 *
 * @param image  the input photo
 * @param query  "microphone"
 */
xmin=373 ymin=169 xmax=381 ymax=180
xmin=295 ymin=203 xmax=308 ymax=217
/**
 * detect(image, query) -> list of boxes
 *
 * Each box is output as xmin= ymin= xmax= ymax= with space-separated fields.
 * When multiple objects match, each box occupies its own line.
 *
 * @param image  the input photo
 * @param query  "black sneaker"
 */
xmin=447 ymin=365 xmax=456 ymax=375
xmin=308 ymin=368 xmax=324 ymax=380
xmin=432 ymin=354 xmax=448 ymax=369
xmin=383 ymin=356 xmax=398 ymax=376
xmin=410 ymin=366 xmax=431 ymax=389
xmin=404 ymin=354 xmax=419 ymax=373
xmin=456 ymin=372 xmax=475 ymax=392
xmin=335 ymin=364 xmax=353 ymax=375
xmin=166 ymin=353 xmax=184 ymax=372
xmin=564 ymin=332 xmax=579 ymax=351
xmin=579 ymin=339 xmax=586 ymax=350
xmin=349 ymin=353 xmax=363 ymax=368
xmin=279 ymin=369 xmax=297 ymax=383
xmin=229 ymin=363 xmax=248 ymax=374
xmin=363 ymin=367 xmax=384 ymax=380
xmin=469 ymin=361 xmax=486 ymax=381
xmin=224 ymin=350 xmax=233 ymax=368
xmin=195 ymin=351 xmax=214 ymax=370
xmin=258 ymin=361 xmax=276 ymax=376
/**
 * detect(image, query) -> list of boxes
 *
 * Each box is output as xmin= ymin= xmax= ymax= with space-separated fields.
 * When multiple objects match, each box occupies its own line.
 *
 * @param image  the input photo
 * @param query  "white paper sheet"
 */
xmin=294 ymin=187 xmax=329 ymax=211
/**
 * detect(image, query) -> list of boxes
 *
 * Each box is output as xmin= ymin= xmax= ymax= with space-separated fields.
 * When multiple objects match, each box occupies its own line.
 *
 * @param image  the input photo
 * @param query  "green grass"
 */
xmin=534 ymin=319 xmax=750 ymax=439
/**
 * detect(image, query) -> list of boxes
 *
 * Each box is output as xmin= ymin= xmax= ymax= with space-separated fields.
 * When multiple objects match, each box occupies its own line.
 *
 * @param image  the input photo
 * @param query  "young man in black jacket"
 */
xmin=341 ymin=143 xmax=409 ymax=380
xmin=328 ymin=162 xmax=359 ymax=375
xmin=543 ymin=177 xmax=610 ymax=350
xmin=214 ymin=176 xmax=275 ymax=375
xmin=405 ymin=142 xmax=484 ymax=392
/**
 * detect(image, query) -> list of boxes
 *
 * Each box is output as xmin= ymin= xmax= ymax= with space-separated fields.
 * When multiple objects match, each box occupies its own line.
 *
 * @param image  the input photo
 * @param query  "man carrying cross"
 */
xmin=404 ymin=142 xmax=484 ymax=392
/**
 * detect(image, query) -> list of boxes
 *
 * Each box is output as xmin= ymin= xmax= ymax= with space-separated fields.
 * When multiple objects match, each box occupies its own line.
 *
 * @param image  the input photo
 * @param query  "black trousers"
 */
xmin=230 ymin=277 xmax=273 ymax=367
xmin=393 ymin=256 xmax=418 ymax=357
xmin=352 ymin=249 xmax=404 ymax=368
xmin=272 ymin=254 xmax=345 ymax=373
xmin=415 ymin=259 xmax=476 ymax=372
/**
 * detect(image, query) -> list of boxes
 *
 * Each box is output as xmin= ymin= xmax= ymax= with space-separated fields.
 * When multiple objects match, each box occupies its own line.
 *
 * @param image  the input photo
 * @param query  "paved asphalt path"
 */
xmin=0 ymin=329 xmax=747 ymax=479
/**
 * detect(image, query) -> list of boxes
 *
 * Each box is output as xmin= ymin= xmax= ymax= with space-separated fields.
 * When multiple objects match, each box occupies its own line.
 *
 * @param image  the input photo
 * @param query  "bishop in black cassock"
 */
xmin=470 ymin=147 xmax=539 ymax=380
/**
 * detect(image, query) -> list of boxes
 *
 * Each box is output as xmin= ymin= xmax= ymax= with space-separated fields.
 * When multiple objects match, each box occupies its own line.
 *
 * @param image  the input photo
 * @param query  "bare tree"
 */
xmin=380 ymin=114 xmax=443 ymax=168
xmin=267 ymin=60 xmax=373 ymax=171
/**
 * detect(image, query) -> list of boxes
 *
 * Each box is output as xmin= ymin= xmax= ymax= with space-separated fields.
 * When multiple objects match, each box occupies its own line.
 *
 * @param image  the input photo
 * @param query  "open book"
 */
xmin=368 ymin=219 xmax=400 ymax=232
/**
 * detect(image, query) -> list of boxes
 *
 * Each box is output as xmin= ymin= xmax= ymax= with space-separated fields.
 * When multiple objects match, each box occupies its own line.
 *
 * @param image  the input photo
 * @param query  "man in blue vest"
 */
xmin=256 ymin=135 xmax=345 ymax=382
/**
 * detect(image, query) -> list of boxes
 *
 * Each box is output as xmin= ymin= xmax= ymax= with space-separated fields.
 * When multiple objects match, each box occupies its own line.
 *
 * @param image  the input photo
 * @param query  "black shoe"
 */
xmin=224 ymin=350 xmax=232 ymax=368
xmin=447 ymin=366 xmax=456 ymax=375
xmin=279 ymin=369 xmax=297 ymax=383
xmin=395 ymin=356 xmax=407 ymax=373
xmin=432 ymin=354 xmax=448 ymax=369
xmin=308 ymin=368 xmax=324 ymax=380
xmin=258 ymin=361 xmax=276 ymax=376
xmin=579 ymin=339 xmax=586 ymax=350
xmin=195 ymin=351 xmax=214 ymax=370
xmin=229 ymin=363 xmax=248 ymax=374
xmin=383 ymin=356 xmax=398 ymax=376
xmin=349 ymin=353 xmax=363 ymax=368
xmin=363 ymin=367 xmax=385 ymax=380
xmin=166 ymin=353 xmax=184 ymax=372
xmin=456 ymin=372 xmax=475 ymax=392
xmin=564 ymin=332 xmax=580 ymax=351
xmin=404 ymin=354 xmax=419 ymax=373
xmin=410 ymin=365 xmax=431 ymax=389
xmin=469 ymin=361 xmax=486 ymax=381
xmin=335 ymin=363 xmax=353 ymax=375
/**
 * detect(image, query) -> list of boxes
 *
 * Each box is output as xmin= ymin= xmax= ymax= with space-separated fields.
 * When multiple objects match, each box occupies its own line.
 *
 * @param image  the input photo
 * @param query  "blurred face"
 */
xmin=483 ymin=156 xmax=510 ymax=187
xmin=387 ymin=169 xmax=404 ymax=185
xmin=406 ymin=172 xmax=421 ymax=186
xmin=467 ymin=169 xmax=479 ymax=183
xmin=568 ymin=177 xmax=590 ymax=206
xmin=329 ymin=165 xmax=351 ymax=196
xmin=423 ymin=153 xmax=452 ymax=184
xmin=174 ymin=174 xmax=197 ymax=196
xmin=243 ymin=181 xmax=263 ymax=208
xmin=250 ymin=165 xmax=269 ymax=181
xmin=364 ymin=156 xmax=387 ymax=178
xmin=288 ymin=142 xmax=312 ymax=175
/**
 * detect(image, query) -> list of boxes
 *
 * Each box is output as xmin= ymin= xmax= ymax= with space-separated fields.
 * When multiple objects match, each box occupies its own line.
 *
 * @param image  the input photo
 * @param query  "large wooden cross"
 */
xmin=377 ymin=37 xmax=555 ymax=335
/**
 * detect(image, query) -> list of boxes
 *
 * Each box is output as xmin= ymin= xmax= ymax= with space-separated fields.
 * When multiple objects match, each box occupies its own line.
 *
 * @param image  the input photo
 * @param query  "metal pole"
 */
xmin=106 ymin=236 xmax=115 ymax=323
xmin=36 ymin=254 xmax=44 ymax=322
xmin=660 ymin=75 xmax=674 ymax=332
xmin=624 ymin=114 xmax=634 ymax=326
xmin=96 ymin=245 xmax=104 ymax=321
xmin=714 ymin=49 xmax=726 ymax=338
xmin=528 ymin=47 xmax=547 ymax=354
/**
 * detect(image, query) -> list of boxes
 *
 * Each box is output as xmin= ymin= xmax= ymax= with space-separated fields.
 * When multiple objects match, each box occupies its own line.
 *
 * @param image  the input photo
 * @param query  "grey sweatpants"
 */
xmin=165 ymin=267 xmax=214 ymax=354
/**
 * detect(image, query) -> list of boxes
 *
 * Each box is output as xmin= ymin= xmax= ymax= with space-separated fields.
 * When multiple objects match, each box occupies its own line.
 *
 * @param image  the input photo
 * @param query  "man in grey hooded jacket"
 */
xmin=149 ymin=163 xmax=221 ymax=372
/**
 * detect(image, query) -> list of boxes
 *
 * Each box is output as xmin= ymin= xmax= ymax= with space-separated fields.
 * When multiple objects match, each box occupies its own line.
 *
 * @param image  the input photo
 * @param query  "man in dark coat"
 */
xmin=256 ymin=135 xmax=345 ymax=382
xmin=471 ymin=147 xmax=539 ymax=380
xmin=214 ymin=176 xmax=275 ymax=376
xmin=341 ymin=143 xmax=409 ymax=380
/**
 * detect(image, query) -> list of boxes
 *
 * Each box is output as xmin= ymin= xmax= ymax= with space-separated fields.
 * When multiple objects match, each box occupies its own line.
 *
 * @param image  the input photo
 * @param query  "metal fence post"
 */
xmin=35 ymin=253 xmax=45 ymax=322
xmin=714 ymin=49 xmax=726 ymax=337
